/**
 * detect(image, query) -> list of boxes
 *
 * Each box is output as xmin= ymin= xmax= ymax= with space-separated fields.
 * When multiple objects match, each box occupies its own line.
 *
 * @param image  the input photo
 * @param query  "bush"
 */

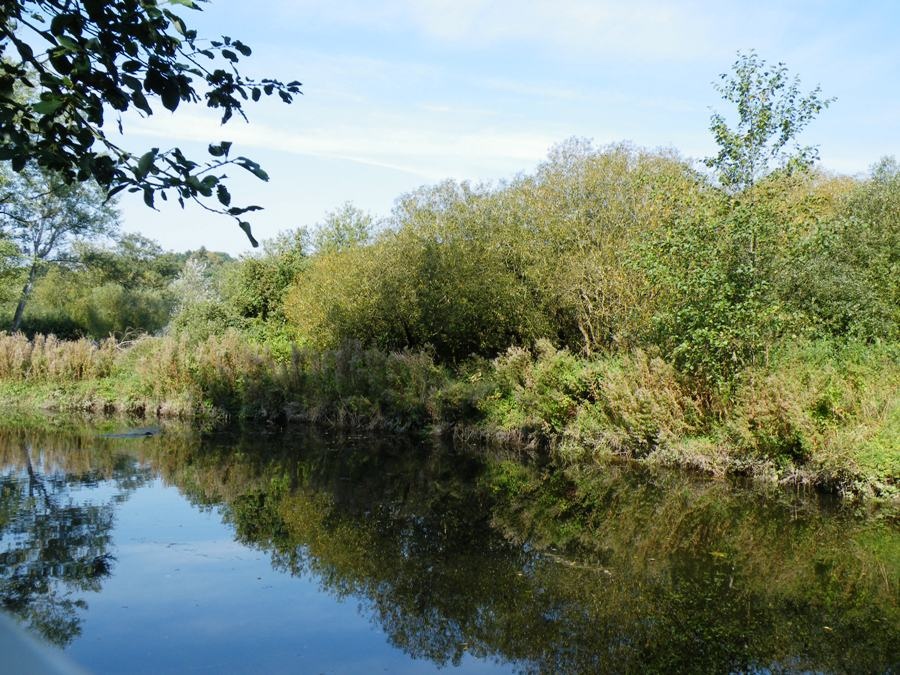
xmin=781 ymin=160 xmax=899 ymax=341
xmin=726 ymin=340 xmax=900 ymax=486
xmin=561 ymin=350 xmax=700 ymax=461
xmin=474 ymin=341 xmax=700 ymax=460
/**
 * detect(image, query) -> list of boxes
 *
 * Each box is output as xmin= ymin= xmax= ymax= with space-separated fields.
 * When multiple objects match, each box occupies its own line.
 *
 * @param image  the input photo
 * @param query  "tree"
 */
xmin=705 ymin=50 xmax=835 ymax=192
xmin=76 ymin=232 xmax=181 ymax=291
xmin=641 ymin=53 xmax=838 ymax=387
xmin=0 ymin=443 xmax=152 ymax=646
xmin=313 ymin=203 xmax=373 ymax=253
xmin=0 ymin=164 xmax=118 ymax=330
xmin=0 ymin=0 xmax=302 ymax=246
xmin=0 ymin=232 xmax=21 ymax=302
xmin=24 ymin=233 xmax=186 ymax=337
xmin=781 ymin=158 xmax=900 ymax=340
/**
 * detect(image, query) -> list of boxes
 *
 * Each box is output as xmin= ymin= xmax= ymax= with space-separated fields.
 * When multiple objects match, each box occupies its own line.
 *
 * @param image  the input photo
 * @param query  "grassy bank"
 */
xmin=0 ymin=331 xmax=895 ymax=501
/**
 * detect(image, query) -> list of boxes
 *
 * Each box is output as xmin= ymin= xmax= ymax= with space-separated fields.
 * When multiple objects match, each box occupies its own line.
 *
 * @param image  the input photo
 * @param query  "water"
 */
xmin=0 ymin=426 xmax=897 ymax=674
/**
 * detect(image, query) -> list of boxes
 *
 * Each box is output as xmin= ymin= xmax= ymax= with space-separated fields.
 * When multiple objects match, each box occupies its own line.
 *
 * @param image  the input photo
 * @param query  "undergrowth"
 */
xmin=0 ymin=331 xmax=895 ymax=500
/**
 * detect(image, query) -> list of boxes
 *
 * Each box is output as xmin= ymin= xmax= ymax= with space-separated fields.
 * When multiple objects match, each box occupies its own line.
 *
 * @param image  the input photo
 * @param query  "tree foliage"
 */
xmin=312 ymin=202 xmax=373 ymax=254
xmin=782 ymin=158 xmax=900 ymax=340
xmin=0 ymin=163 xmax=118 ymax=329
xmin=705 ymin=50 xmax=835 ymax=192
xmin=24 ymin=233 xmax=183 ymax=336
xmin=0 ymin=0 xmax=301 ymax=244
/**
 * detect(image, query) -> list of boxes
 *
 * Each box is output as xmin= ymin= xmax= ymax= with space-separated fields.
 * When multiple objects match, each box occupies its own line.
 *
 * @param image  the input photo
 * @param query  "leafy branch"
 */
xmin=0 ymin=0 xmax=302 ymax=245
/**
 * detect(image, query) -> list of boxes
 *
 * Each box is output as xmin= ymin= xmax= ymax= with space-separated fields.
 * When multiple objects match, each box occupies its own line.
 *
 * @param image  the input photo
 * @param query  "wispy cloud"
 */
xmin=125 ymin=111 xmax=558 ymax=180
xmin=267 ymin=0 xmax=795 ymax=62
xmin=111 ymin=0 xmax=898 ymax=255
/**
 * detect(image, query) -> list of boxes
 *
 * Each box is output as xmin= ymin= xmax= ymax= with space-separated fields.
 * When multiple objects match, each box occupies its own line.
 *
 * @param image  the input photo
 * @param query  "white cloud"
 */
xmin=125 ymin=111 xmax=557 ymax=180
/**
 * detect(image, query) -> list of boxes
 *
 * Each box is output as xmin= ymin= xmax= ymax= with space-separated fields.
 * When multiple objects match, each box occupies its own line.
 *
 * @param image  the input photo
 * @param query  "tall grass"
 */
xmin=0 ymin=331 xmax=895 ymax=498
xmin=0 ymin=332 xmax=118 ymax=380
xmin=725 ymin=340 xmax=899 ymax=496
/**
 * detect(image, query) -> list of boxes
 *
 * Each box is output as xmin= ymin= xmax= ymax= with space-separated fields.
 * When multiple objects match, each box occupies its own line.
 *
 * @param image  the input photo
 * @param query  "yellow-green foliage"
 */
xmin=563 ymin=350 xmax=701 ymax=461
xmin=782 ymin=159 xmax=900 ymax=340
xmin=285 ymin=144 xmax=715 ymax=362
xmin=286 ymin=183 xmax=553 ymax=361
xmin=278 ymin=143 xmax=896 ymax=392
xmin=726 ymin=340 xmax=900 ymax=494
xmin=519 ymin=142 xmax=715 ymax=353
xmin=8 ymin=234 xmax=187 ymax=339
xmin=472 ymin=340 xmax=699 ymax=459
xmin=284 ymin=341 xmax=448 ymax=427
xmin=0 ymin=331 xmax=895 ymax=498
xmin=26 ymin=268 xmax=174 ymax=338
xmin=284 ymin=243 xmax=401 ymax=351
xmin=0 ymin=332 xmax=117 ymax=380
xmin=127 ymin=331 xmax=278 ymax=418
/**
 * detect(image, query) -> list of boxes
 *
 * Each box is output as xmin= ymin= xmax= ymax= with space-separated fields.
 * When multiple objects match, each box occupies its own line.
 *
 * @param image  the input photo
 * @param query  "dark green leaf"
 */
xmin=238 ymin=220 xmax=259 ymax=247
xmin=216 ymin=184 xmax=231 ymax=206
xmin=208 ymin=141 xmax=232 ymax=157
xmin=32 ymin=98 xmax=64 ymax=115
xmin=161 ymin=81 xmax=181 ymax=112
xmin=131 ymin=89 xmax=152 ymax=115
xmin=15 ymin=41 xmax=34 ymax=61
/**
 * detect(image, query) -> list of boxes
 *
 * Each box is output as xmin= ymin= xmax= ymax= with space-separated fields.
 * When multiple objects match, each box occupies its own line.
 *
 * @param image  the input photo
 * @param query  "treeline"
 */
xmin=175 ymin=142 xmax=896 ymax=388
xmin=4 ymin=144 xmax=897 ymax=374
xmin=0 ymin=234 xmax=232 ymax=338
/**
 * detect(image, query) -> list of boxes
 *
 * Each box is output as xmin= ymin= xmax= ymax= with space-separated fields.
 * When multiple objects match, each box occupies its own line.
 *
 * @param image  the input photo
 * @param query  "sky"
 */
xmin=116 ymin=0 xmax=900 ymax=254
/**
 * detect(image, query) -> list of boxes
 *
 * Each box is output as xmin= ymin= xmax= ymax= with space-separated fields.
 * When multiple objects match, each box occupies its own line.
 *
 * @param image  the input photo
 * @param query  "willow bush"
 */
xmin=278 ymin=141 xmax=896 ymax=394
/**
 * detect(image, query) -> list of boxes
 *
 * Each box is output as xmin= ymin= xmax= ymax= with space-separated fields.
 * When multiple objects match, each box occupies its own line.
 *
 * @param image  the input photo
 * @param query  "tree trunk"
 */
xmin=12 ymin=262 xmax=38 ymax=332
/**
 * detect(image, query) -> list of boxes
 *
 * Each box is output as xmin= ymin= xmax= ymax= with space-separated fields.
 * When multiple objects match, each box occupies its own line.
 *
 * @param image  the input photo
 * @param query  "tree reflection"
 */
xmin=0 ymin=427 xmax=896 ymax=672
xmin=0 ymin=441 xmax=152 ymax=645
xmin=148 ymin=434 xmax=899 ymax=674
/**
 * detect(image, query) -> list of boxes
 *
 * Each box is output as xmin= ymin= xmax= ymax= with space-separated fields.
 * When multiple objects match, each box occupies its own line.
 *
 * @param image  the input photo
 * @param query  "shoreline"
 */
xmin=0 ymin=373 xmax=894 ymax=505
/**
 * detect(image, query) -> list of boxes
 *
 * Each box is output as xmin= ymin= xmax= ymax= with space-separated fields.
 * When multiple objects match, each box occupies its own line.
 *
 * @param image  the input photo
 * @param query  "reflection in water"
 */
xmin=0 ymin=426 xmax=897 ymax=673
xmin=0 ymin=438 xmax=153 ymax=645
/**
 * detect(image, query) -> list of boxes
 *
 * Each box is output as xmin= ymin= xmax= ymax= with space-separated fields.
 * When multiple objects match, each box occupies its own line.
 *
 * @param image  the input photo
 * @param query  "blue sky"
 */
xmin=118 ymin=0 xmax=900 ymax=253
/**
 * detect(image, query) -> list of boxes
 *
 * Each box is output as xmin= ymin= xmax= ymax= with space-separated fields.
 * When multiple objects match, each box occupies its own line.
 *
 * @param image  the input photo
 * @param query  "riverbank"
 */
xmin=0 ymin=331 xmax=896 ymax=502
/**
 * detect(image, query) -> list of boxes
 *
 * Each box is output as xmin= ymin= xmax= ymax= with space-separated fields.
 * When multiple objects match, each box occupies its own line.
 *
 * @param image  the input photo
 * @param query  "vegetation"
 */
xmin=0 ymin=224 xmax=231 ymax=338
xmin=0 ymin=53 xmax=895 ymax=500
xmin=0 ymin=330 xmax=893 ymax=500
xmin=1 ymin=0 xmax=301 ymax=243
xmin=0 ymin=163 xmax=118 ymax=329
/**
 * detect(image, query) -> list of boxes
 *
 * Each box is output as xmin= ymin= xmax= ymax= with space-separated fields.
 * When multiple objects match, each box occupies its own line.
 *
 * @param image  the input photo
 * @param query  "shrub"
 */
xmin=781 ymin=160 xmax=899 ymax=341
xmin=726 ymin=340 xmax=900 ymax=484
xmin=561 ymin=350 xmax=700 ymax=461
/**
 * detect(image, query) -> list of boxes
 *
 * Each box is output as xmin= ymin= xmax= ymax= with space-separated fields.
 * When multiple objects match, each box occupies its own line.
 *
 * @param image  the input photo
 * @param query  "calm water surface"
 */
xmin=0 ymin=426 xmax=897 ymax=674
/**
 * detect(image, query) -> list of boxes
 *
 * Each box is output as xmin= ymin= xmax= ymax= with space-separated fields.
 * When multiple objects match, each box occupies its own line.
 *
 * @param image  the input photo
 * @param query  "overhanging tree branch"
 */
xmin=0 ymin=0 xmax=301 ymax=246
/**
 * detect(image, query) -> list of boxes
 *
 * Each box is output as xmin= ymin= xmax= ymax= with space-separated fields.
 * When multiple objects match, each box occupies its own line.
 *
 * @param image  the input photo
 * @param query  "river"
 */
xmin=0 ymin=424 xmax=897 ymax=673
